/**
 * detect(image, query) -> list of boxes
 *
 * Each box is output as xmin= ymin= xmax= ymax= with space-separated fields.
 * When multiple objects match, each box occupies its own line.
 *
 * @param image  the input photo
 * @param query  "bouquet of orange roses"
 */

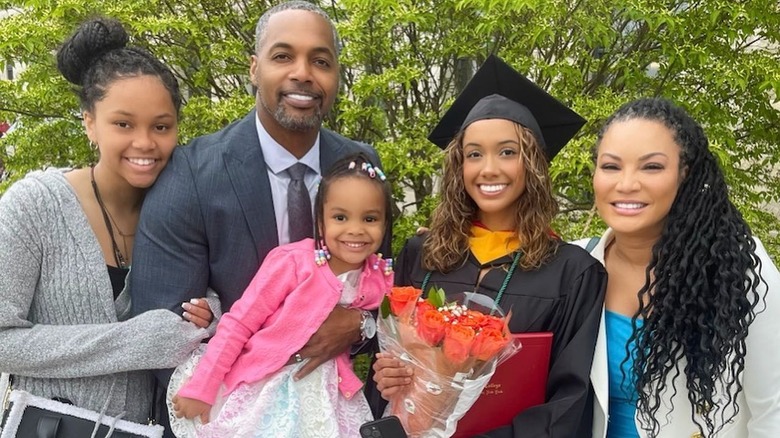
xmin=377 ymin=286 xmax=521 ymax=437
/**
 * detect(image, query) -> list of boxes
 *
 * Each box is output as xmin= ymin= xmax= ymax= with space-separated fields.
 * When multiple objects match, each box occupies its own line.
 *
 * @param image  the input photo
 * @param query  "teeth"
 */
xmin=614 ymin=202 xmax=645 ymax=209
xmin=287 ymin=93 xmax=314 ymax=101
xmin=127 ymin=158 xmax=155 ymax=166
xmin=480 ymin=184 xmax=507 ymax=193
xmin=343 ymin=242 xmax=366 ymax=248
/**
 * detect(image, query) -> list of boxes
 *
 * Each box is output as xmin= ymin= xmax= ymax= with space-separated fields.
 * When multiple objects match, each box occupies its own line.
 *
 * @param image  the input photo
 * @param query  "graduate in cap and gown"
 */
xmin=370 ymin=55 xmax=606 ymax=437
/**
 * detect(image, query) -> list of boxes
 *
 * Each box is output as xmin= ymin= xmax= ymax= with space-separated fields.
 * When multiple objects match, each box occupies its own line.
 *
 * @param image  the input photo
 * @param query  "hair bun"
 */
xmin=56 ymin=17 xmax=129 ymax=85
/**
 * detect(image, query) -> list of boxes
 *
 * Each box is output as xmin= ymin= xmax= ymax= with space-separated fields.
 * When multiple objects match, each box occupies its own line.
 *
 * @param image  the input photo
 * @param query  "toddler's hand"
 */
xmin=172 ymin=394 xmax=212 ymax=424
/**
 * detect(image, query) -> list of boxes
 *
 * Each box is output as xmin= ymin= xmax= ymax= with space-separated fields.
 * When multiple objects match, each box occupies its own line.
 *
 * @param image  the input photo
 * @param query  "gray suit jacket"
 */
xmin=129 ymin=110 xmax=388 ymax=315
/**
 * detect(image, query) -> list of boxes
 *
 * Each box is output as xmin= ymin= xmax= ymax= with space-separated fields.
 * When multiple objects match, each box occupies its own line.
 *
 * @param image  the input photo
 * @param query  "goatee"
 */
xmin=259 ymin=92 xmax=323 ymax=132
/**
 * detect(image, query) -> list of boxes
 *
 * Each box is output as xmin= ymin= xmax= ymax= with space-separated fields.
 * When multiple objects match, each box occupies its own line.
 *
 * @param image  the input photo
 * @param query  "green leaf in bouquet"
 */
xmin=380 ymin=295 xmax=391 ymax=319
xmin=426 ymin=286 xmax=446 ymax=308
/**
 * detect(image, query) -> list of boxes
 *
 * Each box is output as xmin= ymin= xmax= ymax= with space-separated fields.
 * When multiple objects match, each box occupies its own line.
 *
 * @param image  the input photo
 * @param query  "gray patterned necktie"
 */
xmin=287 ymin=163 xmax=313 ymax=242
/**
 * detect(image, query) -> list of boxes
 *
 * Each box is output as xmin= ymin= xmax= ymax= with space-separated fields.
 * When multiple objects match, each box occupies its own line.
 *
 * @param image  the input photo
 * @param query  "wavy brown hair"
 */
xmin=423 ymin=123 xmax=558 ymax=272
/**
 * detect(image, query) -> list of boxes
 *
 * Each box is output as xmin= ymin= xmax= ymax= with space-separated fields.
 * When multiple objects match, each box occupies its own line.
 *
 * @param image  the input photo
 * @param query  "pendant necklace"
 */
xmin=90 ymin=167 xmax=132 ymax=269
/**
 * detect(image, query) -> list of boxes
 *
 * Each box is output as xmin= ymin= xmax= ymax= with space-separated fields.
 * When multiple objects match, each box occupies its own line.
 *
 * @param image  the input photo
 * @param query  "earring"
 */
xmin=315 ymin=244 xmax=331 ymax=266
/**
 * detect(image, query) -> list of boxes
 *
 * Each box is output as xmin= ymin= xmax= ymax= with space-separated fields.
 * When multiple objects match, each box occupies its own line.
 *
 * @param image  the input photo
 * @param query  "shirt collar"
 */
xmin=255 ymin=114 xmax=321 ymax=175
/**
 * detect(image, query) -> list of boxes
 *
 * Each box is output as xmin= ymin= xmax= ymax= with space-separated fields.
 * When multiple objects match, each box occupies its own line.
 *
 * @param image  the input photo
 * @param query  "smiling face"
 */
xmin=250 ymin=9 xmax=339 ymax=137
xmin=593 ymin=118 xmax=685 ymax=239
xmin=84 ymin=75 xmax=178 ymax=189
xmin=461 ymin=118 xmax=526 ymax=231
xmin=321 ymin=176 xmax=386 ymax=275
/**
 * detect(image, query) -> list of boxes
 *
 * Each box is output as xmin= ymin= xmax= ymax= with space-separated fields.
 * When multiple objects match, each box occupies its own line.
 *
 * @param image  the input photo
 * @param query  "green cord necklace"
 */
xmin=420 ymin=251 xmax=522 ymax=305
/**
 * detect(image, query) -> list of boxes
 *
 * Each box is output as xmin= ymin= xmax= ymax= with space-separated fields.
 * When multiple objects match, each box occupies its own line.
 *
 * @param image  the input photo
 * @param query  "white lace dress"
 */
xmin=167 ymin=269 xmax=373 ymax=438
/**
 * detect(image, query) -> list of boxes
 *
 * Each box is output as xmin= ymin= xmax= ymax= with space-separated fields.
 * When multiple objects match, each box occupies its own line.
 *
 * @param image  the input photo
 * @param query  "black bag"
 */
xmin=1 ymin=377 xmax=163 ymax=438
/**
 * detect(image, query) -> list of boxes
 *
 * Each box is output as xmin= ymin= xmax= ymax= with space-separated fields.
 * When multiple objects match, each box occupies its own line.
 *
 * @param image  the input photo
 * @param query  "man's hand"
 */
xmin=293 ymin=306 xmax=361 ymax=379
xmin=171 ymin=394 xmax=212 ymax=424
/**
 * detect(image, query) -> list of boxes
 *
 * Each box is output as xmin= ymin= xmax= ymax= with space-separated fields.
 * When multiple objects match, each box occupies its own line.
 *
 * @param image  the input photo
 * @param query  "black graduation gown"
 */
xmin=366 ymin=234 xmax=606 ymax=438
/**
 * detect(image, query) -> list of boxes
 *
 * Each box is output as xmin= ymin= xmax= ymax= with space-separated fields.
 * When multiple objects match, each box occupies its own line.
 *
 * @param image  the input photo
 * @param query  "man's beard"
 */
xmin=260 ymin=93 xmax=323 ymax=132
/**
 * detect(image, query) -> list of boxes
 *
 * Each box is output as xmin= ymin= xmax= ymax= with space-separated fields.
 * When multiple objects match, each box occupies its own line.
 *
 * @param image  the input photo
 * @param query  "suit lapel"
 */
xmin=223 ymin=112 xmax=279 ymax=258
xmin=591 ymin=308 xmax=609 ymax=438
xmin=588 ymin=232 xmax=611 ymax=438
xmin=320 ymin=130 xmax=347 ymax=171
xmin=223 ymin=127 xmax=348 ymax=257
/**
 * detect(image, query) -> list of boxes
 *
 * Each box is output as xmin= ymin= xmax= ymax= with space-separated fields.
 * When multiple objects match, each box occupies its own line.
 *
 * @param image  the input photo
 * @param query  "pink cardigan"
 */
xmin=177 ymin=238 xmax=392 ymax=404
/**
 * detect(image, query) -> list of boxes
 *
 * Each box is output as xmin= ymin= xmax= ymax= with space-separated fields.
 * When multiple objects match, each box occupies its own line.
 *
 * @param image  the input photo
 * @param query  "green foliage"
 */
xmin=426 ymin=286 xmax=446 ymax=309
xmin=1 ymin=0 xmax=779 ymax=259
xmin=380 ymin=295 xmax=391 ymax=319
xmin=352 ymin=352 xmax=371 ymax=383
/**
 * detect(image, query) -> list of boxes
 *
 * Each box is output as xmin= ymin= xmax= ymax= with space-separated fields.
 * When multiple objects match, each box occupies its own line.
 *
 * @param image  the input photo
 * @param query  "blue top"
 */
xmin=605 ymin=310 xmax=643 ymax=438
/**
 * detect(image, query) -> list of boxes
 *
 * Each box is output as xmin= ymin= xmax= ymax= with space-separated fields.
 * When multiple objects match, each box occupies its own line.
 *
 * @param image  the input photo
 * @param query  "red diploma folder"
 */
xmin=453 ymin=332 xmax=553 ymax=437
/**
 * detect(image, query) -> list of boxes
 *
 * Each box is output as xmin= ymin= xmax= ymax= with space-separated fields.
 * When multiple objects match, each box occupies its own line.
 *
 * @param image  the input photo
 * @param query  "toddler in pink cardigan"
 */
xmin=167 ymin=153 xmax=393 ymax=437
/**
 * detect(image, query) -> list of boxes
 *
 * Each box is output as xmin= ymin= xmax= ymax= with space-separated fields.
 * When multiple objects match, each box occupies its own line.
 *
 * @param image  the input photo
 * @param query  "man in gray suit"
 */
xmin=130 ymin=0 xmax=387 ymax=383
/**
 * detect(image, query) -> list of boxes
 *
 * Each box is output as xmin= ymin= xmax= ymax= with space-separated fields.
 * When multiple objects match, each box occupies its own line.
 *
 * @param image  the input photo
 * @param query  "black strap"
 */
xmin=91 ymin=166 xmax=128 ymax=268
xmin=147 ymin=379 xmax=158 ymax=425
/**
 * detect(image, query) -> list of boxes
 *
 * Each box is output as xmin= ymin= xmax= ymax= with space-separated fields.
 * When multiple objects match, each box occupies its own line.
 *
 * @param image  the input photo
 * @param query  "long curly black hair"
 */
xmin=597 ymin=98 xmax=767 ymax=436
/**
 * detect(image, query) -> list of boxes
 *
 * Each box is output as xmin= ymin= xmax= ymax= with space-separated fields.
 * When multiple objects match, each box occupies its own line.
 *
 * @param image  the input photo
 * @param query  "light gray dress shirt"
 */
xmin=255 ymin=116 xmax=321 ymax=245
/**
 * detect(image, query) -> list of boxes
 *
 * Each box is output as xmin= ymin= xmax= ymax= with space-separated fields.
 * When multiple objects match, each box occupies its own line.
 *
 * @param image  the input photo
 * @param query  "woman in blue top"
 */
xmin=578 ymin=98 xmax=780 ymax=437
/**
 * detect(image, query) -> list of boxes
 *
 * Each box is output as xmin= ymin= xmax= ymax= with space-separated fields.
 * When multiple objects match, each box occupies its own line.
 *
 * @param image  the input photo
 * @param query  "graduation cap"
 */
xmin=428 ymin=54 xmax=586 ymax=161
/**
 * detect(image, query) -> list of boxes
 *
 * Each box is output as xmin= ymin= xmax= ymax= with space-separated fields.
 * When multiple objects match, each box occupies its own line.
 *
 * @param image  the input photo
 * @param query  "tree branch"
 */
xmin=0 ymin=107 xmax=67 ymax=119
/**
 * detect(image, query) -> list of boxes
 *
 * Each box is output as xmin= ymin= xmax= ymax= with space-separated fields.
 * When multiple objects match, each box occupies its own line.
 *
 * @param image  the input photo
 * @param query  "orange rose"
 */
xmin=388 ymin=286 xmax=422 ymax=317
xmin=458 ymin=310 xmax=487 ymax=329
xmin=442 ymin=324 xmax=476 ymax=364
xmin=416 ymin=308 xmax=446 ymax=346
xmin=416 ymin=300 xmax=436 ymax=315
xmin=471 ymin=327 xmax=510 ymax=361
xmin=481 ymin=315 xmax=507 ymax=332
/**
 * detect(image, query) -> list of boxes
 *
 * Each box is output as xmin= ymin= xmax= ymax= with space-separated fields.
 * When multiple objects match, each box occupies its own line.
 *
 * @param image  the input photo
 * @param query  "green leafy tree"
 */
xmin=1 ymin=0 xmax=779 ymax=257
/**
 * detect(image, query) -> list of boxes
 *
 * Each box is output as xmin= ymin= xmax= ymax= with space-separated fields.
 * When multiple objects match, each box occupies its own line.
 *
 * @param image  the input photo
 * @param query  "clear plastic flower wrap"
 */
xmin=377 ymin=287 xmax=522 ymax=437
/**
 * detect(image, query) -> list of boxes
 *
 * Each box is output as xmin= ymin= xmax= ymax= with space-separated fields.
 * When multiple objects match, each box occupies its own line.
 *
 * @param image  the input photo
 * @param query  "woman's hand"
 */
xmin=181 ymin=298 xmax=213 ymax=328
xmin=171 ymin=394 xmax=212 ymax=423
xmin=373 ymin=352 xmax=414 ymax=400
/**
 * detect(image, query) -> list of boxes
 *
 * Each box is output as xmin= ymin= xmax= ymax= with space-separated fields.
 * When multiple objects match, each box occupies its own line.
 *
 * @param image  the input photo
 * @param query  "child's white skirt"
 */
xmin=167 ymin=345 xmax=372 ymax=438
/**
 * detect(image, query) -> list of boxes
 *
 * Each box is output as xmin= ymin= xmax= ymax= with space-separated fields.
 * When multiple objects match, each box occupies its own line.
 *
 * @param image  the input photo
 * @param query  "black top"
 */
xmin=107 ymin=265 xmax=129 ymax=300
xmin=366 ymin=235 xmax=606 ymax=438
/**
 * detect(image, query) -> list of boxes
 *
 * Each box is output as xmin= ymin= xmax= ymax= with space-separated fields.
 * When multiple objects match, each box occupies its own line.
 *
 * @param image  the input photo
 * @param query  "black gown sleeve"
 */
xmin=393 ymin=234 xmax=420 ymax=288
xmin=480 ymin=260 xmax=606 ymax=438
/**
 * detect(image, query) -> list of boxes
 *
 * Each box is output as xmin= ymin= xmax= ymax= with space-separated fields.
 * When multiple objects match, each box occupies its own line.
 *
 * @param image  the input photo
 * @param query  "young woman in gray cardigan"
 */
xmin=0 ymin=18 xmax=215 ymax=424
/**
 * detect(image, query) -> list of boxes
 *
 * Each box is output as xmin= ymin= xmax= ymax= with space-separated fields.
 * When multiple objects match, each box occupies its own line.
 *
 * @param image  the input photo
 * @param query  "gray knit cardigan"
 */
xmin=0 ymin=169 xmax=210 ymax=423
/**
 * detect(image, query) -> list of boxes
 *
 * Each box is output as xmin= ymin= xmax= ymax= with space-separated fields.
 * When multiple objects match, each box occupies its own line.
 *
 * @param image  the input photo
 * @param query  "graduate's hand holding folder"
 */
xmin=375 ymin=287 xmax=524 ymax=437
